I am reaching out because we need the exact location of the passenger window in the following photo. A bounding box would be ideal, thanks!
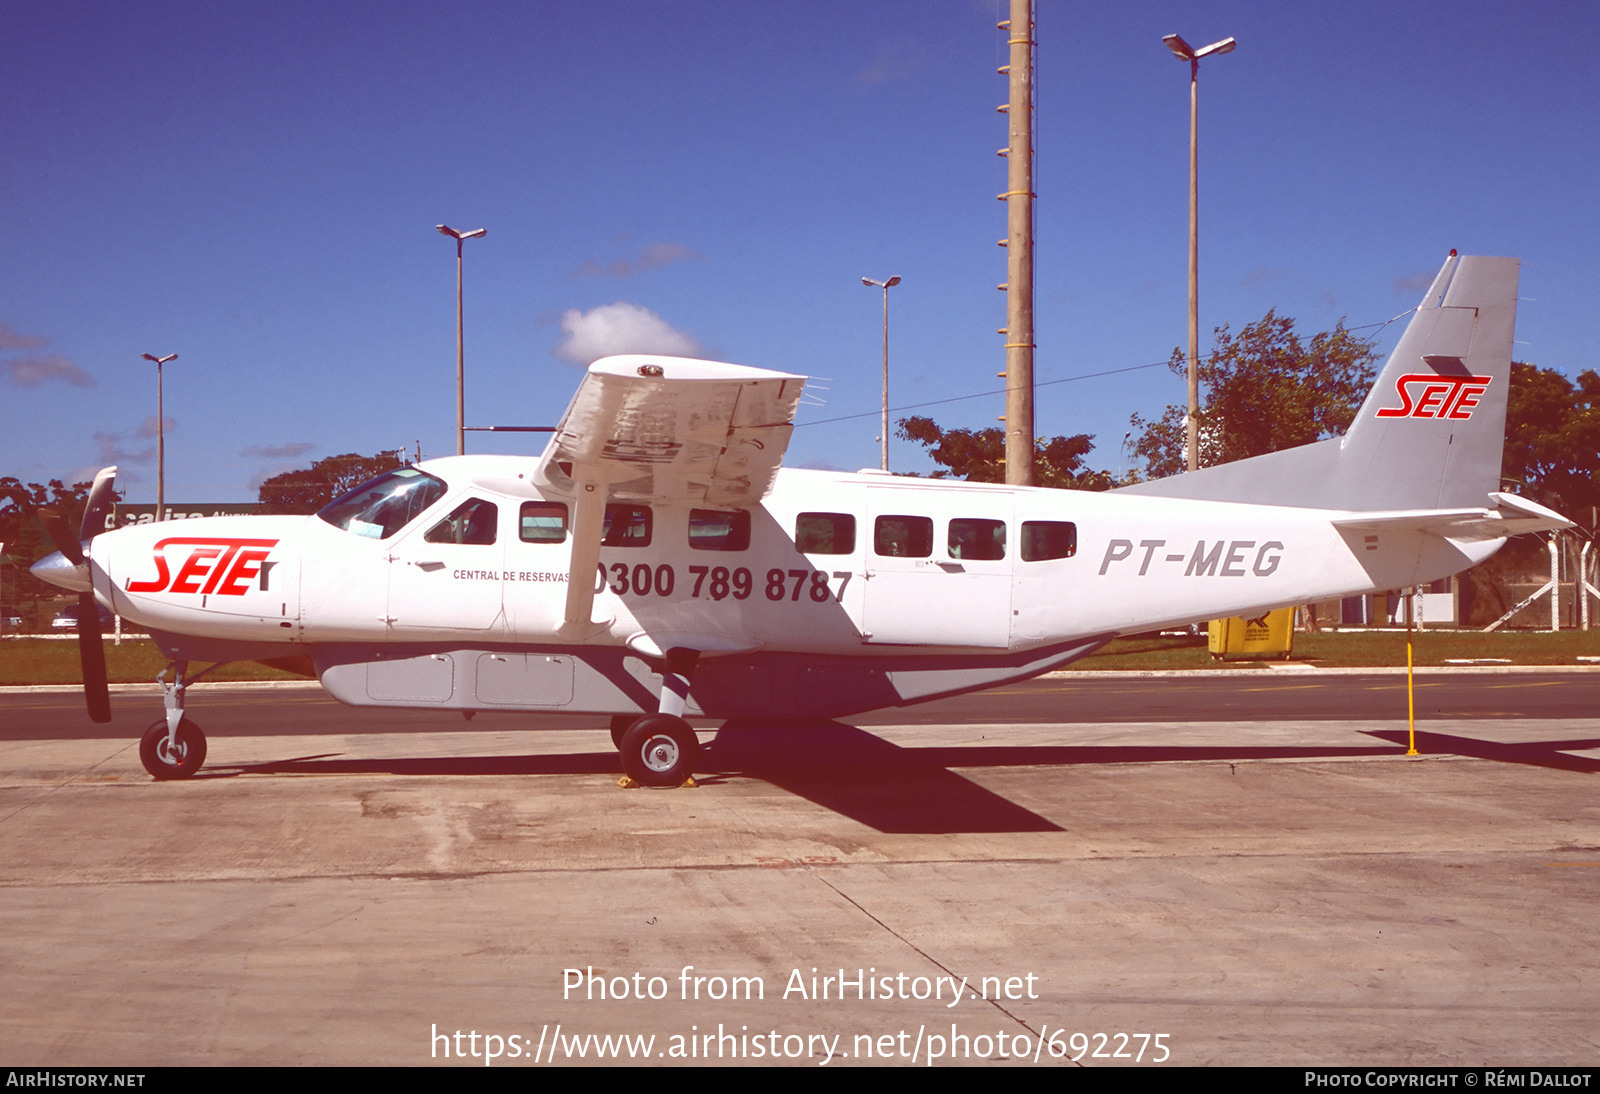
[602,504,653,548]
[519,501,568,543]
[948,518,1005,561]
[425,498,498,545]
[1021,520,1077,561]
[873,515,933,558]
[796,512,855,554]
[689,509,751,551]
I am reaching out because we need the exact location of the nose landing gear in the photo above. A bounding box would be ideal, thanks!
[138,660,216,780]
[140,716,206,780]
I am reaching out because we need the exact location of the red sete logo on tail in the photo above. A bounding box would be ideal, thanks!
[1374,373,1492,420]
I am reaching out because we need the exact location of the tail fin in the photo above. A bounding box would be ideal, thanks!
[1340,254,1517,508]
[1116,253,1519,511]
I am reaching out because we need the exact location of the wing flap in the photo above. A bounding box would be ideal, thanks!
[536,355,805,507]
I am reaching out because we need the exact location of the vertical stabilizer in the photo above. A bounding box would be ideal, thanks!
[1338,253,1518,509]
[1115,253,1520,510]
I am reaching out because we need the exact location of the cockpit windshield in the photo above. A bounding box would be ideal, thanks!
[316,467,448,539]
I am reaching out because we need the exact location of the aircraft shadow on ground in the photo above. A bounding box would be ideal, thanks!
[1363,728,1600,775]
[187,721,1596,835]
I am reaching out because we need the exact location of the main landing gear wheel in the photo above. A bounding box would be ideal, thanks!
[610,714,636,751]
[619,713,699,788]
[140,717,207,780]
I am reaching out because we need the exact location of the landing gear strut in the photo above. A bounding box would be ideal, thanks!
[138,660,217,780]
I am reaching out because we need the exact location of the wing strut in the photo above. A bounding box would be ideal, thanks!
[558,479,611,639]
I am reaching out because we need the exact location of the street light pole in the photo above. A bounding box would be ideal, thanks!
[862,276,901,471]
[1162,32,1235,473]
[140,353,178,521]
[435,224,487,456]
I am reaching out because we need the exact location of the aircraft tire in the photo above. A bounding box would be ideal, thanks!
[619,714,698,788]
[609,714,637,751]
[140,717,207,781]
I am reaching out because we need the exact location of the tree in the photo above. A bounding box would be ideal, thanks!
[0,477,96,623]
[1456,364,1599,623]
[256,451,405,514]
[896,418,1114,490]
[1502,362,1600,527]
[1129,309,1380,479]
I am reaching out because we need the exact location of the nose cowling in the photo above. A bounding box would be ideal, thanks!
[32,548,93,593]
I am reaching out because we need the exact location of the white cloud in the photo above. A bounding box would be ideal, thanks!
[571,241,705,278]
[3,353,95,388]
[552,302,702,365]
[1239,267,1290,289]
[92,428,158,466]
[248,464,302,491]
[137,416,177,439]
[0,324,47,350]
[69,418,183,485]
[856,35,928,84]
[240,442,315,459]
[1393,271,1435,296]
[0,325,94,387]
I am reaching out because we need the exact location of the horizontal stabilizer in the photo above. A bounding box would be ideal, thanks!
[1331,492,1572,542]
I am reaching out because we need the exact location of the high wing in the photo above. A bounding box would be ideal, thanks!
[531,355,805,637]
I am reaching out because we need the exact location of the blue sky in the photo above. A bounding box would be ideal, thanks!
[3,0,1595,503]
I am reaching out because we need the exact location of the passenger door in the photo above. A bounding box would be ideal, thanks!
[861,489,1013,647]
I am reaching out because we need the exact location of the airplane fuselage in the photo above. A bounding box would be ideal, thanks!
[84,458,1500,720]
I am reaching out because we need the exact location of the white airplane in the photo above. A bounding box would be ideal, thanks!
[32,253,1569,786]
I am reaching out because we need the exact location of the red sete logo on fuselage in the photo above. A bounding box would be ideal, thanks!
[1374,373,1492,420]
[127,537,280,596]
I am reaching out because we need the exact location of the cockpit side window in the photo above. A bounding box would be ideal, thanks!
[425,498,498,545]
[317,468,448,540]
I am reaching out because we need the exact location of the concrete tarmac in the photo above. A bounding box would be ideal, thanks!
[1,679,1596,1067]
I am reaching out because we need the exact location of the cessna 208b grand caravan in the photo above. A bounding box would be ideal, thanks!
[32,253,1569,786]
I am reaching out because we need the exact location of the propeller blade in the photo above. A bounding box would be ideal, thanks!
[38,497,113,723]
[81,466,118,541]
[76,591,111,724]
[36,509,84,566]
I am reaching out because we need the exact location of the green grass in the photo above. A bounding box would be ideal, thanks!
[0,638,303,686]
[1083,629,1600,670]
[3,628,1598,685]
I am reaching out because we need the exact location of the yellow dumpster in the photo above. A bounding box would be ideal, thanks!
[1208,608,1295,661]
